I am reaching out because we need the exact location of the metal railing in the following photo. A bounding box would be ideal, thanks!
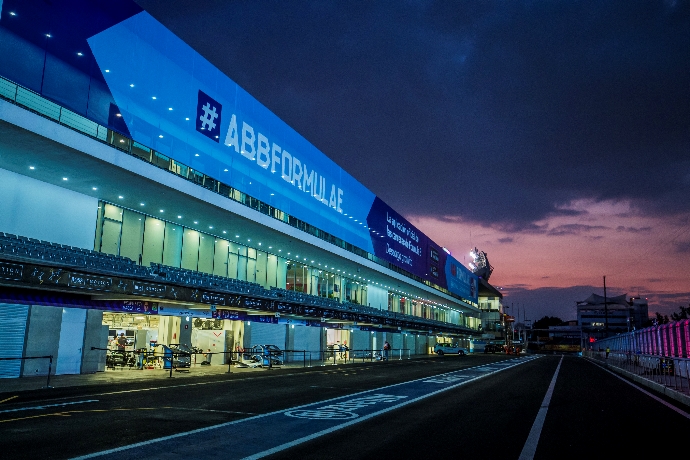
[321,348,411,364]
[586,350,690,396]
[93,345,416,378]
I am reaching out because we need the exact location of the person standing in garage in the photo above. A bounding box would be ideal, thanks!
[117,333,127,351]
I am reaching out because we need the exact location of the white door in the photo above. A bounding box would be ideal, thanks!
[56,308,86,375]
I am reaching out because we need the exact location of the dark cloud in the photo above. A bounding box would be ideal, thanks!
[497,237,514,243]
[134,0,690,231]
[499,285,599,322]
[547,224,608,236]
[616,226,653,233]
[504,284,689,322]
[674,241,690,253]
[649,292,690,315]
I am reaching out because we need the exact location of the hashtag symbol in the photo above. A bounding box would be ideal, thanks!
[199,103,218,131]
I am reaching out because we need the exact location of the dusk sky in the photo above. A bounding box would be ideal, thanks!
[136,1,690,322]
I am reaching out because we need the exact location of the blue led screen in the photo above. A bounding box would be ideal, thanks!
[0,0,479,303]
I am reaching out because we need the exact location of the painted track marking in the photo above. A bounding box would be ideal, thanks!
[72,357,541,460]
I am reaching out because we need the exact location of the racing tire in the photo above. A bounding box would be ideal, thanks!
[437,350,444,356]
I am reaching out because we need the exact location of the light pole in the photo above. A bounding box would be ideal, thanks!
[603,275,608,337]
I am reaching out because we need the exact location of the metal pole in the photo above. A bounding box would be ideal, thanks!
[45,355,53,389]
[603,275,608,337]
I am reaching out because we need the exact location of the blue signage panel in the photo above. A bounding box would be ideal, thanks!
[367,197,478,302]
[86,12,377,253]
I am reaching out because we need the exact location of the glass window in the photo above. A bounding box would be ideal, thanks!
[227,242,240,279]
[332,275,342,301]
[285,261,295,291]
[94,204,104,251]
[142,217,165,266]
[163,223,183,267]
[152,151,170,169]
[276,256,287,289]
[292,264,308,293]
[103,203,122,222]
[181,229,200,271]
[230,242,247,281]
[310,269,319,296]
[266,254,278,288]
[132,142,151,162]
[213,239,229,277]
[198,234,214,274]
[256,250,268,288]
[100,220,121,255]
[246,247,256,283]
[120,210,144,264]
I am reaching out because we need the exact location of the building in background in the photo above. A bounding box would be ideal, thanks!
[577,293,649,341]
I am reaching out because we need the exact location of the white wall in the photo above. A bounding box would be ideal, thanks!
[0,167,97,248]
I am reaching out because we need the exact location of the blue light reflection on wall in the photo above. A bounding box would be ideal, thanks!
[88,11,377,254]
[0,0,142,132]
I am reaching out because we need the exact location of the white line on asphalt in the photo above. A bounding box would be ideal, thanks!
[244,358,541,459]
[589,360,690,420]
[518,355,563,460]
[27,373,293,405]
[0,399,99,414]
[72,357,539,459]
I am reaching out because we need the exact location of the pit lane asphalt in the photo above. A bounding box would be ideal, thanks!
[0,354,514,459]
[5,354,689,459]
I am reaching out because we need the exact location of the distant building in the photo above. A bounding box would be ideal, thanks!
[577,293,649,339]
[477,279,504,337]
[472,278,506,351]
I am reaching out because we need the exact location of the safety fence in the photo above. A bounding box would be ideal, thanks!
[585,350,690,396]
[97,346,413,377]
[591,319,690,358]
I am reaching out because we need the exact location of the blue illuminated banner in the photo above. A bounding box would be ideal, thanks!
[0,0,479,304]
[367,197,478,302]
[86,12,377,254]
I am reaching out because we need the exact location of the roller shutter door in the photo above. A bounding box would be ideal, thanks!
[293,326,322,354]
[391,333,403,353]
[0,304,29,378]
[250,322,286,349]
